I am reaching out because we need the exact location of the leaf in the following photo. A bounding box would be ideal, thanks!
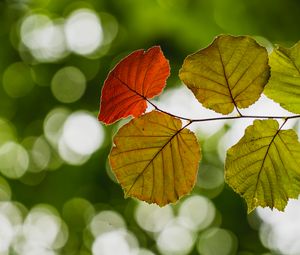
[264,41,300,114]
[98,46,170,124]
[225,119,300,213]
[179,35,270,114]
[109,111,201,206]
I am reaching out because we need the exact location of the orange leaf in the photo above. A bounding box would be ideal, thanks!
[98,46,170,124]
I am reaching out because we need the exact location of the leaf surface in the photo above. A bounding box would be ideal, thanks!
[264,41,300,113]
[225,119,300,213]
[179,35,270,114]
[98,46,170,124]
[110,111,201,206]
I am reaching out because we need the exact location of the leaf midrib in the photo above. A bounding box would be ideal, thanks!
[112,73,148,100]
[253,126,282,206]
[126,122,190,196]
[216,41,239,112]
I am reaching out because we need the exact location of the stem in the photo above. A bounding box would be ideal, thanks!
[147,99,300,123]
[279,118,288,130]
[147,100,193,121]
[235,107,243,117]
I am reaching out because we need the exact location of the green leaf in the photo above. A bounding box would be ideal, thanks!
[109,111,201,206]
[225,119,300,213]
[179,35,270,114]
[264,41,300,114]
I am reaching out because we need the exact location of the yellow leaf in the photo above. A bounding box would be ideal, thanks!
[179,35,270,114]
[225,119,300,213]
[264,41,300,114]
[109,111,201,206]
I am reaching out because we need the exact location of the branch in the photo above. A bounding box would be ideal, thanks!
[147,99,300,123]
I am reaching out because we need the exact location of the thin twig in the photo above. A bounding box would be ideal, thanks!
[147,99,300,123]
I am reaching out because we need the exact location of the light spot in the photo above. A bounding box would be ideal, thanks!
[0,118,16,146]
[43,107,70,147]
[0,201,24,226]
[257,198,300,255]
[197,165,224,192]
[134,202,174,233]
[14,205,68,254]
[0,177,11,201]
[92,230,138,255]
[31,136,51,171]
[58,138,90,165]
[60,111,104,156]
[90,210,126,237]
[0,142,29,179]
[178,195,216,231]
[24,136,51,173]
[0,201,23,253]
[157,219,195,255]
[20,14,67,62]
[51,66,86,103]
[13,239,58,255]
[65,9,103,55]
[137,249,156,255]
[23,211,61,247]
[197,227,238,255]
[0,214,14,252]
[55,111,104,165]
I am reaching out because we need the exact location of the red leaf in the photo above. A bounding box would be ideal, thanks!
[98,46,170,124]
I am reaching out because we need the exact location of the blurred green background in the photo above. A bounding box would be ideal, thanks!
[0,0,300,254]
